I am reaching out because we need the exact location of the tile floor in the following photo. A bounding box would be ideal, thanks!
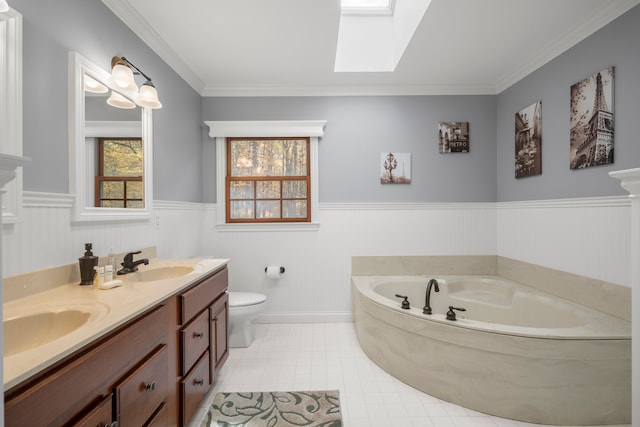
[190,322,630,427]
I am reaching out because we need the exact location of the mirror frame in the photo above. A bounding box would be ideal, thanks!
[68,51,153,222]
[1,8,24,223]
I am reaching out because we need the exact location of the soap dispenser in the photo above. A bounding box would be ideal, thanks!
[78,243,99,286]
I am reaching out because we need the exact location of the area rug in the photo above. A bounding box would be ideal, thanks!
[202,390,342,426]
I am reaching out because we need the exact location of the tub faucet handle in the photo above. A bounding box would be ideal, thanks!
[446,306,466,321]
[395,294,410,309]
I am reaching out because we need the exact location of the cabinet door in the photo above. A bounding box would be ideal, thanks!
[210,292,229,383]
[114,344,168,427]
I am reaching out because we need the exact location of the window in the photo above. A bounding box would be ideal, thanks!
[226,137,310,222]
[95,137,144,208]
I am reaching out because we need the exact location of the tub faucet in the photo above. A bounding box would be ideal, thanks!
[117,250,149,275]
[423,279,439,315]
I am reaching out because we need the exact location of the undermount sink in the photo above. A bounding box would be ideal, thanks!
[4,309,97,357]
[122,266,194,282]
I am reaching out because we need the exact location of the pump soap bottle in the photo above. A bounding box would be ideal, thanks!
[79,243,99,286]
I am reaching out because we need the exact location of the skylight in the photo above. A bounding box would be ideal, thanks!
[341,0,395,15]
[335,0,432,72]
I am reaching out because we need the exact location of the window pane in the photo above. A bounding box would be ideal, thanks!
[256,200,281,218]
[283,139,307,176]
[127,200,144,209]
[102,139,143,176]
[101,200,125,208]
[230,201,254,219]
[102,181,124,199]
[126,181,143,200]
[256,181,280,199]
[231,140,284,177]
[283,200,307,218]
[230,181,254,199]
[282,180,307,199]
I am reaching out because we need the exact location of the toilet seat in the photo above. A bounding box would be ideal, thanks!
[229,292,267,308]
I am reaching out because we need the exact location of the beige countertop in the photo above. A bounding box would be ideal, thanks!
[3,257,229,390]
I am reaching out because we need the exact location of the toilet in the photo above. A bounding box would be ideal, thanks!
[228,292,267,348]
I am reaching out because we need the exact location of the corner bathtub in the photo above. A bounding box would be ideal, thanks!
[351,275,631,425]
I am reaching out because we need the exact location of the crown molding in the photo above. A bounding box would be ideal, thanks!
[100,0,205,94]
[202,82,497,97]
[102,0,639,97]
[495,0,640,93]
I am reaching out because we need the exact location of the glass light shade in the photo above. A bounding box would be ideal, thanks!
[106,91,136,109]
[83,75,108,94]
[0,0,9,12]
[109,63,138,92]
[136,81,163,109]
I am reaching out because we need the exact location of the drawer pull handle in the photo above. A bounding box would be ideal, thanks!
[193,331,204,339]
[193,378,205,386]
[144,381,157,391]
[212,316,218,321]
[105,422,119,427]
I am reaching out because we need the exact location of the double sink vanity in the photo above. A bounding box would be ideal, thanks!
[3,249,229,426]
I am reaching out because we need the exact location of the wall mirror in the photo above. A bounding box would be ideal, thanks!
[69,51,153,222]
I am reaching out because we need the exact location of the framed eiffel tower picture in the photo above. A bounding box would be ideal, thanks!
[570,67,614,169]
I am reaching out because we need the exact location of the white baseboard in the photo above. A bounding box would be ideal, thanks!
[256,312,353,324]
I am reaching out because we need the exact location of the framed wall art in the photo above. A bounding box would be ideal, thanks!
[515,101,542,178]
[380,152,411,184]
[438,122,469,153]
[570,66,614,169]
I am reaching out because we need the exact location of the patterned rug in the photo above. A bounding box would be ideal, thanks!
[202,390,342,426]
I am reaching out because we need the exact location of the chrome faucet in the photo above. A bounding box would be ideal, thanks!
[117,250,149,275]
[423,278,439,315]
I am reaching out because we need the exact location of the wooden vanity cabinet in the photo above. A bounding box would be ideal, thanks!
[4,304,169,427]
[4,264,230,427]
[176,266,229,426]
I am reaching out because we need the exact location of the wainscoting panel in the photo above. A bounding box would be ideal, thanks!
[1,193,205,277]
[3,195,631,322]
[203,203,497,323]
[497,196,630,286]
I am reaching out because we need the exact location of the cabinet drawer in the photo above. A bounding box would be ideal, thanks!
[180,267,228,324]
[115,344,168,427]
[145,401,168,426]
[180,309,209,375]
[181,351,210,426]
[72,394,114,427]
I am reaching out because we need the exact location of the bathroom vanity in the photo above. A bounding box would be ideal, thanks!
[3,255,229,427]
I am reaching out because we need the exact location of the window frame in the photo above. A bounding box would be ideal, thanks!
[226,137,311,223]
[206,120,326,231]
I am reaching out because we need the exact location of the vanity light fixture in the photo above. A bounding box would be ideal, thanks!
[0,0,9,12]
[84,75,108,94]
[106,91,136,109]
[107,56,163,109]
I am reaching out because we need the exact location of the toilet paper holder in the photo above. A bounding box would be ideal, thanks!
[265,266,286,274]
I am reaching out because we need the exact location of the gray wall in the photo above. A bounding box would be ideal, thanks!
[202,95,498,203]
[15,0,203,202]
[496,4,640,201]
